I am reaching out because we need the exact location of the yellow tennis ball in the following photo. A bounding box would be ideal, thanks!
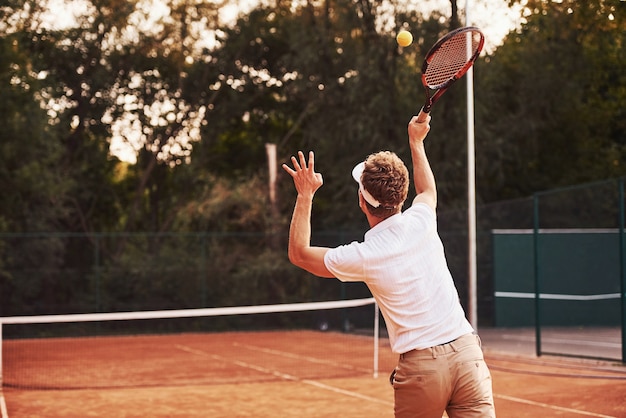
[396,30,413,47]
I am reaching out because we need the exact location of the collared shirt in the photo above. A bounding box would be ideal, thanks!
[324,202,473,354]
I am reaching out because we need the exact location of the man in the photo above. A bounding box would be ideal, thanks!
[282,114,495,418]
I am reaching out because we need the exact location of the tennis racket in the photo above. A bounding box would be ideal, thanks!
[417,26,485,122]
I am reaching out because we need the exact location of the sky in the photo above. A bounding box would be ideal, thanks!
[410,0,524,53]
[217,0,525,52]
[44,0,524,49]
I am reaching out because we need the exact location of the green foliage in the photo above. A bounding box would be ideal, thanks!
[197,2,469,230]
[173,174,270,232]
[1,0,625,316]
[0,33,67,231]
[476,0,626,201]
[0,21,75,310]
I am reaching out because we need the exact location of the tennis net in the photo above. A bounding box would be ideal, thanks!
[1,298,386,390]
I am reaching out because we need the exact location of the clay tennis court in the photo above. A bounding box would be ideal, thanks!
[2,329,626,418]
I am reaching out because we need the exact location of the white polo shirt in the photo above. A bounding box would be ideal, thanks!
[324,202,473,354]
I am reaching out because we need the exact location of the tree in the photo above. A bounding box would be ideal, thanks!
[0,7,76,314]
[193,0,472,231]
[1,0,228,234]
[475,0,626,202]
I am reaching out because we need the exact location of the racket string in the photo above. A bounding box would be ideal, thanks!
[424,31,482,88]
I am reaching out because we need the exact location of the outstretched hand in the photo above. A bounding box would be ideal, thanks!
[282,151,324,199]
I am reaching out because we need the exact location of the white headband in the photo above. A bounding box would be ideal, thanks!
[351,162,381,208]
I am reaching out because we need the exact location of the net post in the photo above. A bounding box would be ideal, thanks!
[0,321,3,388]
[533,194,542,357]
[619,178,626,364]
[373,302,379,378]
[0,321,6,418]
[0,338,6,418]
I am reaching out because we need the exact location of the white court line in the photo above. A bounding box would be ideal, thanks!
[299,379,392,406]
[500,334,622,348]
[232,342,371,374]
[0,392,8,418]
[175,344,392,406]
[494,394,616,418]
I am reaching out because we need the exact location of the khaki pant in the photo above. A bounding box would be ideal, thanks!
[391,334,495,418]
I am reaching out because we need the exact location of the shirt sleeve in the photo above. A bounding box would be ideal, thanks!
[324,203,436,283]
[324,241,366,282]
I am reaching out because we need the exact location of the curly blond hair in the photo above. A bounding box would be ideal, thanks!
[361,151,409,218]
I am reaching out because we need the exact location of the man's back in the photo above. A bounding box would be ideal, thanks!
[324,202,473,354]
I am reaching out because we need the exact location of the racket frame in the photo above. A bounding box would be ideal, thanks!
[418,26,485,120]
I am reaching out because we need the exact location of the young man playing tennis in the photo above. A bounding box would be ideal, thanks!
[282,114,496,418]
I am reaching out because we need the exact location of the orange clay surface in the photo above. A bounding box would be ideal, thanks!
[3,330,626,417]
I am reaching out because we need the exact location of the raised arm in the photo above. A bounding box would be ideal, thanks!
[282,151,334,278]
[408,114,436,210]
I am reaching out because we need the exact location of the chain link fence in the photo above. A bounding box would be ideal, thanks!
[2,180,624,361]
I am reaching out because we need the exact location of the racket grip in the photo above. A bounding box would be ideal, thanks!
[417,108,430,123]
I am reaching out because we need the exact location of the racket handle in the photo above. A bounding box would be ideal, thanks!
[417,108,430,123]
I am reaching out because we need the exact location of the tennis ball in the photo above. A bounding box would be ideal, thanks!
[396,30,413,47]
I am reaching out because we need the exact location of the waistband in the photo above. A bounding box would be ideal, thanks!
[399,333,479,360]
